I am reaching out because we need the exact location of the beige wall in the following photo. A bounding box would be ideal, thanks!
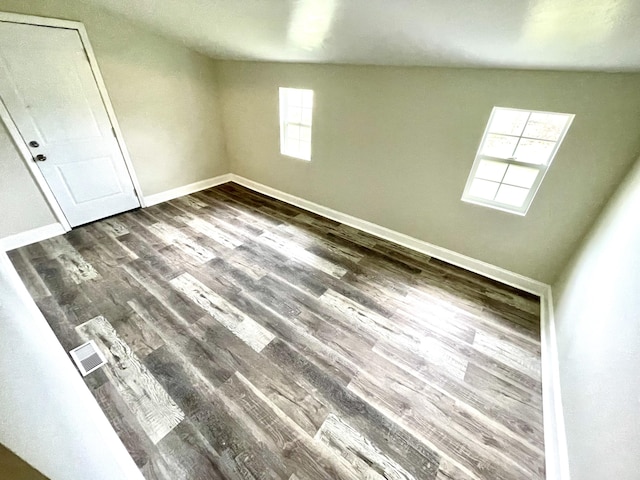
[0,123,57,237]
[553,154,640,479]
[0,0,227,237]
[217,60,640,283]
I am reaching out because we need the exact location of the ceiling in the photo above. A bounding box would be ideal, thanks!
[85,0,640,71]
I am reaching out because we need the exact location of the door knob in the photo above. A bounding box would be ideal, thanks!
[34,154,47,162]
[29,140,40,148]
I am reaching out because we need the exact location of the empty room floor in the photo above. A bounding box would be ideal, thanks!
[8,183,544,480]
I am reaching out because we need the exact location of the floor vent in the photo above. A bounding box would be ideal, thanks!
[69,340,107,376]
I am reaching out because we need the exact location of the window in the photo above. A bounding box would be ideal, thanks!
[279,87,314,161]
[462,107,574,215]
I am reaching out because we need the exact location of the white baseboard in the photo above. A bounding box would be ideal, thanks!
[540,287,571,480]
[229,174,547,296]
[144,174,232,207]
[0,223,66,252]
[229,174,569,479]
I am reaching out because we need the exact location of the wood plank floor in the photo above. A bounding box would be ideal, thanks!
[8,183,544,480]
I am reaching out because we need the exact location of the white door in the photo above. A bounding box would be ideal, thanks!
[0,21,140,227]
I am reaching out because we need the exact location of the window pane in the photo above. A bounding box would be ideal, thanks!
[463,107,573,214]
[287,107,302,124]
[302,90,314,108]
[300,126,311,142]
[523,112,570,141]
[299,141,311,160]
[280,87,314,160]
[286,124,300,139]
[469,178,499,200]
[495,184,529,207]
[488,109,529,136]
[283,138,300,157]
[513,138,555,165]
[503,164,539,188]
[475,159,508,182]
[481,134,519,159]
[302,108,313,126]
[286,88,303,107]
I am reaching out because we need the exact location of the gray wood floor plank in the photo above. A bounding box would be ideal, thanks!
[218,372,358,480]
[233,242,330,297]
[195,316,332,436]
[129,298,239,388]
[184,214,244,249]
[82,224,139,264]
[278,222,366,265]
[406,287,540,350]
[143,346,288,479]
[390,310,543,396]
[257,230,348,278]
[257,274,380,348]
[40,235,99,284]
[374,340,544,446]
[473,330,541,378]
[122,258,205,324]
[118,213,167,250]
[171,272,275,352]
[114,309,165,359]
[10,182,543,480]
[152,420,226,480]
[35,296,90,354]
[171,194,209,210]
[264,338,441,479]
[96,217,131,237]
[212,267,359,386]
[6,249,51,300]
[94,382,154,468]
[349,370,543,480]
[319,288,420,351]
[148,222,216,264]
[31,257,101,325]
[315,413,418,480]
[77,315,185,444]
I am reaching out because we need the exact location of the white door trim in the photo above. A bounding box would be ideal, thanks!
[0,11,146,234]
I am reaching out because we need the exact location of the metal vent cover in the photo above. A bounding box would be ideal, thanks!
[69,340,107,376]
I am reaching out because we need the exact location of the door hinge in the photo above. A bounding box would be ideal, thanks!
[111,126,116,137]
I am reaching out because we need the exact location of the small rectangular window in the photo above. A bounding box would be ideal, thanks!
[462,107,574,215]
[279,87,314,161]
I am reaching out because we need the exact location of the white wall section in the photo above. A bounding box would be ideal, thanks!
[553,154,640,480]
[0,252,145,480]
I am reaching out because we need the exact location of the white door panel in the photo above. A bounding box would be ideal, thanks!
[0,21,139,227]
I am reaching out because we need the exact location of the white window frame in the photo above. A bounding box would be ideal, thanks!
[462,107,574,215]
[279,87,314,161]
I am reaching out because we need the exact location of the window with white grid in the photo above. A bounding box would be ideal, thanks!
[279,87,314,161]
[462,107,574,215]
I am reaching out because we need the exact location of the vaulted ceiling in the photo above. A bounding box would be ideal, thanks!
[85,0,640,71]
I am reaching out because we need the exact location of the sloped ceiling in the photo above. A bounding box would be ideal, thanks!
[83,0,640,71]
